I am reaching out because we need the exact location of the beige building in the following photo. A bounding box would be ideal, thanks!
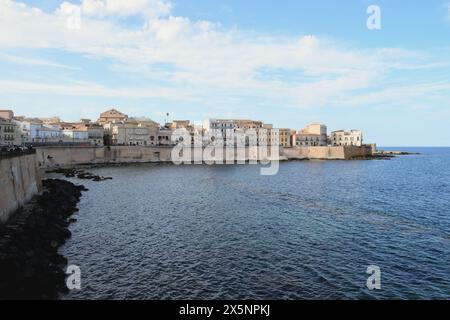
[255,124,280,146]
[168,120,191,130]
[98,108,128,125]
[279,129,295,147]
[109,123,150,146]
[0,110,14,121]
[209,119,266,145]
[128,117,160,128]
[154,126,173,146]
[210,119,264,132]
[72,123,104,146]
[0,117,20,146]
[40,117,61,125]
[330,130,363,147]
[296,123,327,146]
[87,124,104,146]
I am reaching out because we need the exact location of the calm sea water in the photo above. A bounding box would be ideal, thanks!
[61,147,450,299]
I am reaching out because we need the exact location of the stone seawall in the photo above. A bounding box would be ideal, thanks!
[282,145,372,160]
[35,146,173,168]
[35,146,281,168]
[35,145,373,168]
[0,154,42,223]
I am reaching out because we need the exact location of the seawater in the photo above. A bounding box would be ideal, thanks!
[61,147,450,299]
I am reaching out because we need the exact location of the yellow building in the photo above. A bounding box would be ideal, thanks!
[279,128,295,147]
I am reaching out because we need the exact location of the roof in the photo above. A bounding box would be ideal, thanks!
[99,108,128,118]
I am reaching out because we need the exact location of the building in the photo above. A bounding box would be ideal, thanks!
[0,110,14,121]
[86,124,104,146]
[109,123,150,146]
[36,124,63,143]
[72,123,104,146]
[61,124,89,144]
[155,126,173,146]
[209,119,265,145]
[128,117,160,128]
[279,128,296,148]
[98,108,128,125]
[167,120,191,130]
[256,124,280,146]
[209,119,264,133]
[330,130,363,147]
[0,117,20,146]
[296,123,327,147]
[40,117,61,125]
[12,119,59,144]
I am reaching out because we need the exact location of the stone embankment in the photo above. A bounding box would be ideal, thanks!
[0,179,87,299]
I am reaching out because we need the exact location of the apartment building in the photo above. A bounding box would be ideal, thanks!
[0,117,20,146]
[296,123,328,147]
[330,130,363,147]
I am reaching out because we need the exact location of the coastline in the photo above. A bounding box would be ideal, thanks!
[0,179,86,299]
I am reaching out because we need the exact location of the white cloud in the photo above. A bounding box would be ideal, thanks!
[0,53,79,69]
[0,0,448,109]
[78,0,171,18]
[0,79,199,100]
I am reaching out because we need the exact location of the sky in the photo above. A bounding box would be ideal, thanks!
[0,0,449,146]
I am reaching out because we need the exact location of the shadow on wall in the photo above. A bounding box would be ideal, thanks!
[0,153,42,223]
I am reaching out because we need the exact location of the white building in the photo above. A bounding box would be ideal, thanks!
[61,129,89,142]
[209,119,279,146]
[330,130,363,147]
[155,126,173,146]
[13,120,62,144]
[37,124,62,142]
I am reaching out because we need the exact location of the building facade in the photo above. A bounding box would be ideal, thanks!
[296,123,327,147]
[98,108,128,125]
[279,129,295,147]
[0,110,14,121]
[330,130,363,147]
[0,117,20,146]
[13,120,61,144]
[86,124,104,146]
[61,126,89,144]
[110,123,150,146]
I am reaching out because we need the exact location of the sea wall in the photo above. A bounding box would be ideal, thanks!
[34,145,372,168]
[0,153,42,223]
[35,146,281,168]
[35,146,173,168]
[283,146,372,160]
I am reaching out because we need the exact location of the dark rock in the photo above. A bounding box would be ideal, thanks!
[0,178,86,300]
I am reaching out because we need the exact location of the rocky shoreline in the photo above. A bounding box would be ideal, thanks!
[0,179,87,299]
[46,168,112,181]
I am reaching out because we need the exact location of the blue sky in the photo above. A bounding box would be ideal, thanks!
[0,0,449,146]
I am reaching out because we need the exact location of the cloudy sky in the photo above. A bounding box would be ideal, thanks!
[0,0,449,146]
